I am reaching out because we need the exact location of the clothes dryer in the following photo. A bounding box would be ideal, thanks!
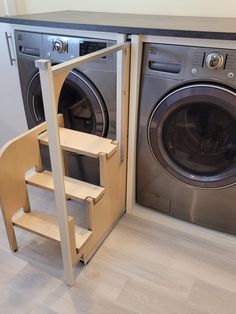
[137,43,236,234]
[15,30,117,184]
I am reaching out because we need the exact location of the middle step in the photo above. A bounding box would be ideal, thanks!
[38,127,117,158]
[26,170,104,203]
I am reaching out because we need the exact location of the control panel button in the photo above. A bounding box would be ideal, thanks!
[228,72,234,79]
[205,52,224,70]
[53,38,68,53]
[191,68,198,75]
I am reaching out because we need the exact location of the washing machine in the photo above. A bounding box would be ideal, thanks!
[14,30,117,184]
[137,42,236,234]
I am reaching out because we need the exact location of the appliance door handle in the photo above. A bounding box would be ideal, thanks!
[5,32,16,66]
[149,60,181,74]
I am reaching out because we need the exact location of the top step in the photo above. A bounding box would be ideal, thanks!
[39,128,117,158]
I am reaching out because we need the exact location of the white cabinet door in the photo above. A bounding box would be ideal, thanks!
[0,23,27,148]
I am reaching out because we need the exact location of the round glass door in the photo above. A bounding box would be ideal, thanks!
[27,69,108,137]
[148,84,236,188]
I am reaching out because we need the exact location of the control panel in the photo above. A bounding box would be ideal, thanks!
[42,35,111,63]
[187,47,236,81]
[144,43,236,82]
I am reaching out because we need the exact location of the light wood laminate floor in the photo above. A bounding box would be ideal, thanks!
[1,186,236,313]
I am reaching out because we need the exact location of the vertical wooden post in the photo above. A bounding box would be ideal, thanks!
[35,59,74,286]
[126,35,143,213]
[116,36,129,163]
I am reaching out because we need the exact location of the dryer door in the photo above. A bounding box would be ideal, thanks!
[27,69,108,137]
[148,84,236,188]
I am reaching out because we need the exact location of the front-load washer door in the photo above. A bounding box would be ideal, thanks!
[27,69,108,137]
[148,84,236,188]
[27,69,108,184]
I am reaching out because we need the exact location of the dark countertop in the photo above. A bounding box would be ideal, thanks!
[1,10,236,40]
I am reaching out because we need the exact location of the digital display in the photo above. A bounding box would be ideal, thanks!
[80,41,107,57]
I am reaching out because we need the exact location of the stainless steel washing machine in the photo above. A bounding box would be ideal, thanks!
[15,30,117,184]
[137,42,236,234]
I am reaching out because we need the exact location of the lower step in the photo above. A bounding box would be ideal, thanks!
[12,210,92,251]
[26,170,104,203]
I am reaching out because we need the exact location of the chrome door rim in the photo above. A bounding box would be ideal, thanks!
[148,83,236,189]
[26,69,108,137]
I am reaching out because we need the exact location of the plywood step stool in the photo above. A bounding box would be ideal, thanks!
[0,41,130,285]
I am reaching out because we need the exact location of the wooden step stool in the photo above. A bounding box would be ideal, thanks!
[0,41,130,285]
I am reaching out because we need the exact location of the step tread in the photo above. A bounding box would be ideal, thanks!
[38,128,117,158]
[26,170,104,203]
[12,210,92,250]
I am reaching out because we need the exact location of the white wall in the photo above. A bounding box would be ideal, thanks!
[15,0,236,17]
[0,0,18,15]
[0,1,5,16]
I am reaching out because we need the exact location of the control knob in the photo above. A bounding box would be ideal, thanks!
[205,52,224,69]
[53,38,67,53]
